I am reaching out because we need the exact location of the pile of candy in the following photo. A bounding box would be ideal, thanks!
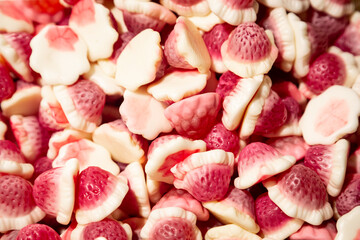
[0,0,360,239]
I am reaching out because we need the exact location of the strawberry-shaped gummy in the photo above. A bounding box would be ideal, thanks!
[304,139,349,197]
[119,162,151,218]
[202,23,234,73]
[304,52,346,95]
[10,115,51,163]
[335,177,360,216]
[0,32,34,83]
[221,22,278,77]
[153,188,209,221]
[261,7,296,72]
[206,0,258,26]
[308,9,348,41]
[235,142,296,189]
[122,10,167,34]
[334,15,360,56]
[215,71,241,101]
[263,164,333,225]
[81,218,129,240]
[31,156,53,181]
[75,166,128,224]
[202,186,259,233]
[0,175,45,233]
[309,0,355,18]
[0,62,15,102]
[140,207,202,240]
[255,192,304,239]
[15,224,61,240]
[53,79,105,133]
[145,134,206,184]
[0,140,34,179]
[164,92,221,139]
[266,136,309,161]
[253,90,288,135]
[203,122,240,156]
[171,149,234,202]
[33,158,78,225]
[335,206,360,240]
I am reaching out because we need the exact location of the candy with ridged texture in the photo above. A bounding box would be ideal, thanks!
[238,75,272,139]
[33,158,79,225]
[171,149,234,202]
[302,47,359,96]
[160,0,210,17]
[0,61,15,103]
[257,0,310,13]
[255,192,304,239]
[164,92,221,139]
[261,7,296,72]
[153,188,209,221]
[145,134,206,184]
[220,73,264,131]
[266,136,309,161]
[263,164,333,225]
[203,186,259,233]
[114,0,176,34]
[202,23,234,73]
[61,218,133,240]
[164,16,211,74]
[287,12,311,78]
[53,80,105,133]
[221,22,278,77]
[0,140,34,179]
[119,162,151,218]
[47,128,91,160]
[304,139,349,197]
[309,0,354,18]
[140,207,202,240]
[119,87,173,140]
[0,32,35,83]
[75,166,129,225]
[206,0,258,26]
[203,122,240,156]
[52,138,120,175]
[15,224,61,240]
[10,115,50,163]
[147,68,210,103]
[335,177,360,217]
[235,142,296,189]
[0,175,45,233]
